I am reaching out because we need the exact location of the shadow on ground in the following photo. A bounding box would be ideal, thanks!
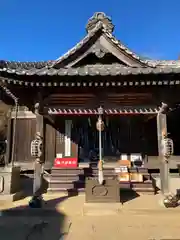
[20,173,48,197]
[0,196,71,240]
[120,189,140,204]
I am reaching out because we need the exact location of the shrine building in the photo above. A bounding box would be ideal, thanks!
[1,12,180,193]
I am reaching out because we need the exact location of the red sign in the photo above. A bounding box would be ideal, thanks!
[54,158,78,168]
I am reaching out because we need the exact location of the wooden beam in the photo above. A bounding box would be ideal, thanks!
[44,114,55,126]
[4,110,12,165]
[144,114,156,122]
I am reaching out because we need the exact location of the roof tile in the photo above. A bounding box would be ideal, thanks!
[1,64,179,77]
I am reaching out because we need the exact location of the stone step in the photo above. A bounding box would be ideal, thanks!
[47,185,155,194]
[47,181,155,193]
[48,167,155,195]
[47,187,85,195]
[51,167,149,175]
[48,180,84,189]
[49,174,81,181]
[47,187,73,193]
[48,181,75,189]
[49,173,150,182]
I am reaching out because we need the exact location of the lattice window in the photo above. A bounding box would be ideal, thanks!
[56,130,65,144]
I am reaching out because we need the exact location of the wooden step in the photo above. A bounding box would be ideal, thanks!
[119,181,154,188]
[85,168,115,175]
[129,167,148,173]
[84,167,148,175]
[51,167,83,175]
[85,174,117,179]
[131,182,153,189]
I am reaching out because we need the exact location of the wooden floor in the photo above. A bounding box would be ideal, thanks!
[14,156,180,171]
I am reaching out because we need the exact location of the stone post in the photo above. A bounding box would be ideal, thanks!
[33,102,44,196]
[157,103,168,195]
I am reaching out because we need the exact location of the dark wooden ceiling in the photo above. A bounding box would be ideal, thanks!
[44,92,153,107]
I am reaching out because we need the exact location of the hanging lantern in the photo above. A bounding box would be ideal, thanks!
[30,132,43,159]
[96,118,105,131]
[162,136,174,158]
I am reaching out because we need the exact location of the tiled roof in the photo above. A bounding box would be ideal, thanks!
[50,21,152,68]
[50,21,103,67]
[1,64,180,76]
[147,60,180,67]
[102,30,153,67]
[0,60,53,69]
[0,12,180,82]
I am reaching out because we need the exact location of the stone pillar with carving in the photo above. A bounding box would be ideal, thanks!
[157,102,171,195]
[31,102,44,197]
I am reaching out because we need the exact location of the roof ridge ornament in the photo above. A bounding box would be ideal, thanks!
[86,12,114,33]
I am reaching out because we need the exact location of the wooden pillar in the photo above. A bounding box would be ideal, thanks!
[64,120,72,157]
[33,101,44,196]
[157,112,168,194]
[4,110,12,165]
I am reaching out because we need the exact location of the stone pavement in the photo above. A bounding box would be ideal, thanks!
[0,193,180,239]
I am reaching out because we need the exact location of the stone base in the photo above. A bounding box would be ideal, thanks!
[0,165,21,195]
[158,194,170,207]
[0,191,24,202]
[85,178,120,203]
[83,202,122,216]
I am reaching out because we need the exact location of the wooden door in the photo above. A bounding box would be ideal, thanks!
[44,119,56,167]
[13,118,36,163]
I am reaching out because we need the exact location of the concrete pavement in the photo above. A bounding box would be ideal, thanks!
[0,193,180,239]
[0,177,180,239]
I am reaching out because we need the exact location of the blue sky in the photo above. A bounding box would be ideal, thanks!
[0,0,180,61]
